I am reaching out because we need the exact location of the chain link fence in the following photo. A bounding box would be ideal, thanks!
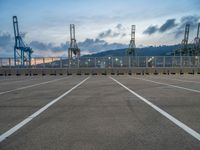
[0,56,200,68]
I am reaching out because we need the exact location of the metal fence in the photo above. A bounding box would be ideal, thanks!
[0,56,200,68]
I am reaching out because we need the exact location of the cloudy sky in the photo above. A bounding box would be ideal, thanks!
[0,0,200,57]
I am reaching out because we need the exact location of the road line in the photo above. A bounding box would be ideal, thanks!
[150,76,200,84]
[130,76,200,93]
[0,76,90,142]
[0,76,70,95]
[110,76,200,141]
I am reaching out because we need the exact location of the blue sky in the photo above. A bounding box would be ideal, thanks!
[0,0,199,56]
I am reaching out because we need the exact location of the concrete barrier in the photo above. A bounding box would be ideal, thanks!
[0,68,200,76]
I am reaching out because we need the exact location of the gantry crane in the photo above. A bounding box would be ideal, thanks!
[127,25,136,56]
[174,24,190,56]
[181,24,190,56]
[68,24,80,59]
[193,23,200,56]
[13,16,33,67]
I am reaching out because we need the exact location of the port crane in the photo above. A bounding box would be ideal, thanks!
[13,16,33,67]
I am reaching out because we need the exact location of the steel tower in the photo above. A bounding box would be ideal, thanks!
[174,24,190,56]
[68,24,80,59]
[13,16,33,67]
[181,24,190,56]
[127,25,136,56]
[194,23,200,55]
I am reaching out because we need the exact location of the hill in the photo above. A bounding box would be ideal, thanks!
[83,45,180,57]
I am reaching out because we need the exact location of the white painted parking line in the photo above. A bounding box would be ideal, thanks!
[0,76,90,142]
[150,76,200,84]
[130,76,200,93]
[110,76,200,141]
[0,76,70,96]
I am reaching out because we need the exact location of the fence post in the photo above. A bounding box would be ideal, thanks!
[111,57,113,68]
[78,57,80,68]
[163,56,165,67]
[198,56,200,68]
[146,56,148,68]
[9,58,11,68]
[51,57,53,68]
[60,57,62,68]
[43,58,45,68]
[0,58,2,68]
[94,58,96,68]
[34,58,36,68]
[189,56,191,67]
[104,57,106,68]
[180,56,182,67]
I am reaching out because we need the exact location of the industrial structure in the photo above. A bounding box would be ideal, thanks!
[193,23,200,56]
[13,16,33,67]
[174,24,190,56]
[174,23,200,56]
[1,18,198,76]
[181,24,190,56]
[127,25,136,56]
[68,24,80,59]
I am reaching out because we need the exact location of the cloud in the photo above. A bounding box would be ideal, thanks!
[116,24,123,30]
[0,32,14,56]
[144,19,177,35]
[0,32,13,49]
[0,31,37,57]
[78,38,127,53]
[30,41,52,50]
[98,29,113,38]
[143,15,200,38]
[159,19,177,33]
[31,38,127,56]
[35,39,126,55]
[143,25,158,35]
[97,24,126,39]
[175,15,200,37]
[29,41,68,52]
[0,22,133,57]
[181,16,199,25]
[0,31,69,57]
